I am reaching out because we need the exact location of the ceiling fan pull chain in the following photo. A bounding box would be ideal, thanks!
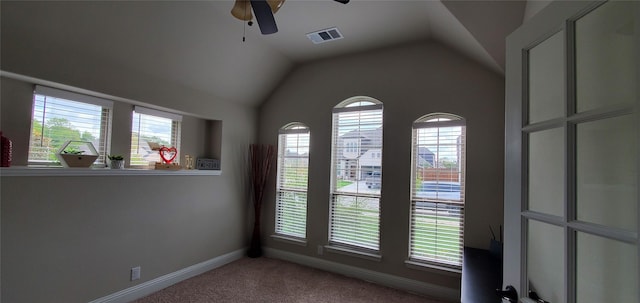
[242,0,249,42]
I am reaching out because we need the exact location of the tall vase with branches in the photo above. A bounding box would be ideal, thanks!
[248,144,274,258]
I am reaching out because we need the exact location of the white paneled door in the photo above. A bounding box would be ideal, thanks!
[504,1,638,303]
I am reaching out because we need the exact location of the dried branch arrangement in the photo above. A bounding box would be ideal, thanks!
[248,143,275,258]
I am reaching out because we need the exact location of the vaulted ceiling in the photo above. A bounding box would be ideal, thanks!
[1,1,547,107]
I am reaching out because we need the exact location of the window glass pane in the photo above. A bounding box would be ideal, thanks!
[528,31,565,123]
[345,100,375,107]
[330,100,382,251]
[410,115,465,267]
[576,1,636,112]
[276,191,307,238]
[29,94,109,165]
[413,126,464,201]
[333,109,383,196]
[330,195,380,250]
[410,201,463,265]
[130,112,180,167]
[527,220,566,303]
[576,115,637,230]
[280,157,309,190]
[576,232,638,303]
[276,127,309,239]
[528,127,565,216]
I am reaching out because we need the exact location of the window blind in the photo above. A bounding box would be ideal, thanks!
[330,100,383,251]
[410,114,466,268]
[130,107,181,167]
[29,86,112,165]
[275,123,310,239]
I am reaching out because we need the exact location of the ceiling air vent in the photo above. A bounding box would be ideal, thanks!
[306,27,343,44]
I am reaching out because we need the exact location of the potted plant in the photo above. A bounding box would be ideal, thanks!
[56,141,99,168]
[108,154,125,169]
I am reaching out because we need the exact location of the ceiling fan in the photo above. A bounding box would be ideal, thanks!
[231,0,350,35]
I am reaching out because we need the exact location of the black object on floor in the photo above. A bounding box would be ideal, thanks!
[462,247,503,303]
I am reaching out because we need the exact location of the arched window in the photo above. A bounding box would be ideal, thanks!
[409,113,466,269]
[275,122,310,239]
[329,97,383,252]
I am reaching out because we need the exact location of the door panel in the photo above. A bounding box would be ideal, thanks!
[527,220,565,303]
[575,1,637,112]
[528,127,565,216]
[576,115,637,231]
[576,232,638,303]
[505,1,639,302]
[528,30,565,124]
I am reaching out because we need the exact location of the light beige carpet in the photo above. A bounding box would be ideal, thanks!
[133,257,448,303]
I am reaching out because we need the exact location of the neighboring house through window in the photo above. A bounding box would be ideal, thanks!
[28,85,112,166]
[275,122,310,239]
[409,113,466,270]
[330,97,383,253]
[130,106,181,167]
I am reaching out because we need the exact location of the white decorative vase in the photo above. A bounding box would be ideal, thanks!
[110,160,124,169]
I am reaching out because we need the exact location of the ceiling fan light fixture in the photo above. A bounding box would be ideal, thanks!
[232,0,284,22]
[268,0,285,13]
[231,0,253,21]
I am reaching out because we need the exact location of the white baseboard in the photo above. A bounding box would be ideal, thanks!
[89,249,245,303]
[263,247,460,303]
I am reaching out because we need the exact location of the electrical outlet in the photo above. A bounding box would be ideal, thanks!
[317,245,323,255]
[131,266,141,281]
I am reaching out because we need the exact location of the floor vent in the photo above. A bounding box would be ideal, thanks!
[306,27,343,44]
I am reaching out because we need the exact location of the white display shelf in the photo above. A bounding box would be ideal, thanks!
[0,166,221,177]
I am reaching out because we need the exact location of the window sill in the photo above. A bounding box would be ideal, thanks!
[270,234,307,246]
[324,245,382,262]
[404,260,462,277]
[0,166,222,177]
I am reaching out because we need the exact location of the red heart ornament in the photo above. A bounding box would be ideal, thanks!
[159,146,177,164]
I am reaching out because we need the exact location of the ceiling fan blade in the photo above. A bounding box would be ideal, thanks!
[251,0,278,34]
[334,0,349,3]
[231,0,253,21]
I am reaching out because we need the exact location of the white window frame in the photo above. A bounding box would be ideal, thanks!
[409,113,466,270]
[274,123,310,240]
[130,106,182,168]
[28,85,113,166]
[329,97,383,254]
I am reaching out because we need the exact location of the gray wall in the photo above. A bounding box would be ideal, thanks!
[258,41,505,289]
[1,14,255,302]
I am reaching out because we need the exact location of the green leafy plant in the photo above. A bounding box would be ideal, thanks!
[108,155,124,160]
[62,148,85,155]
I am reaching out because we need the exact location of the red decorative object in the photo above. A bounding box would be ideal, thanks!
[159,146,177,164]
[1,131,12,167]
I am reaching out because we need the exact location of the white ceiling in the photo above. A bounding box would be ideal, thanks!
[1,0,531,107]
